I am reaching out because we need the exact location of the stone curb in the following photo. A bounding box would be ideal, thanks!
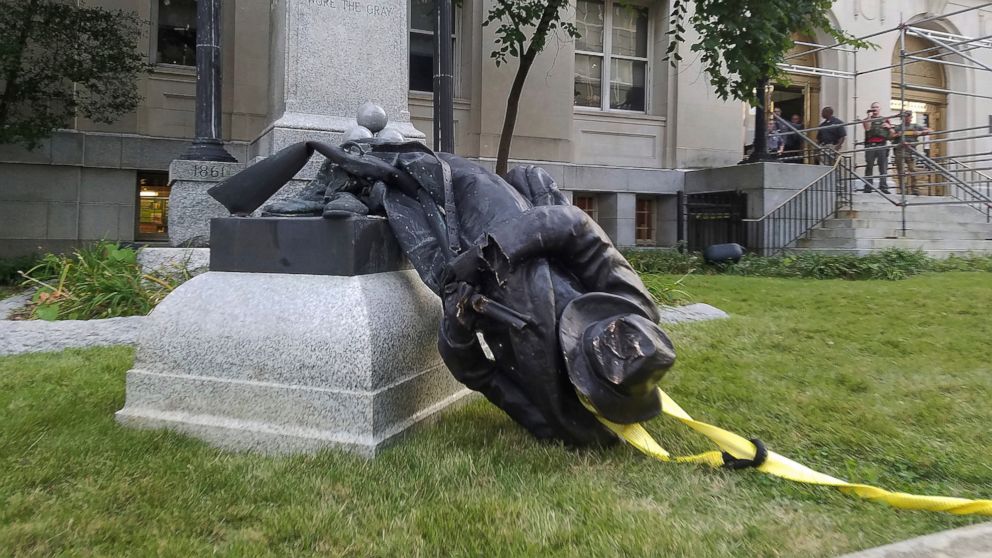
[0,316,146,357]
[0,295,729,358]
[658,302,729,325]
[836,522,992,557]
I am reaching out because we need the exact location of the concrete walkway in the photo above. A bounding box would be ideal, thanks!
[837,522,992,558]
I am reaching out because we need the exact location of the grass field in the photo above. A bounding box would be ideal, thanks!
[1,273,990,557]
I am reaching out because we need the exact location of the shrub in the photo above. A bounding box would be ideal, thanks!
[641,273,693,306]
[19,242,189,320]
[623,247,702,275]
[722,249,934,280]
[626,248,992,281]
[0,254,40,286]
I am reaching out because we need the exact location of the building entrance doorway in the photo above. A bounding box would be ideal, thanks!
[772,34,822,163]
[891,34,948,195]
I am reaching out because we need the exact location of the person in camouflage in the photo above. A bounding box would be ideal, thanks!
[891,111,931,195]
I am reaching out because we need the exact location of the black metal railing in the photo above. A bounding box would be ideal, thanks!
[743,157,855,256]
[916,153,992,223]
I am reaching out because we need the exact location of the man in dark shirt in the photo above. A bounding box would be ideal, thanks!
[816,106,847,165]
[783,113,805,162]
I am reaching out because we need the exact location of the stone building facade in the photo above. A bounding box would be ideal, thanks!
[1,0,990,256]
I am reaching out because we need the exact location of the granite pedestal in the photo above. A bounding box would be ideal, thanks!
[118,217,468,456]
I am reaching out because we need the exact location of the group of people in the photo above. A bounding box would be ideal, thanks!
[766,103,931,195]
[857,102,931,194]
[766,108,807,162]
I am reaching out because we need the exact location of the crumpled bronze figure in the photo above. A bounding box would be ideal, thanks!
[209,138,676,446]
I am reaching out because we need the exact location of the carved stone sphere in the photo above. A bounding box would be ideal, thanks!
[343,125,374,142]
[356,102,388,133]
[375,127,405,142]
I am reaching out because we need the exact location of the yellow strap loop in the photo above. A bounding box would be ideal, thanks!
[593,389,992,516]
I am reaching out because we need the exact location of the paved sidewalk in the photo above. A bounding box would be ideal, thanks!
[838,522,992,558]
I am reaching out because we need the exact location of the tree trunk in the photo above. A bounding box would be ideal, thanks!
[495,54,535,177]
[747,76,772,163]
[494,0,563,177]
[0,0,40,130]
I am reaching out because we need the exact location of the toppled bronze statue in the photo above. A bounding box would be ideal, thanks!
[209,105,675,446]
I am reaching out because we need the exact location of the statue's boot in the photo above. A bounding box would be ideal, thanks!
[261,198,325,216]
[323,191,370,219]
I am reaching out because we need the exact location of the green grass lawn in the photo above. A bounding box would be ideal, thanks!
[2,273,991,557]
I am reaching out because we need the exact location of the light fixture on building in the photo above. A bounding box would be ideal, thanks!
[139,190,158,197]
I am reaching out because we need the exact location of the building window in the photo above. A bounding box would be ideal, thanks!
[409,0,456,93]
[156,0,197,66]
[635,196,656,245]
[136,172,171,242]
[574,194,599,221]
[574,0,649,112]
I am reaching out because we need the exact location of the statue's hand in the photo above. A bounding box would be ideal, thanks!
[442,281,479,341]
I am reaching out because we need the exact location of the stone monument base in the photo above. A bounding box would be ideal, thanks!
[116,270,470,456]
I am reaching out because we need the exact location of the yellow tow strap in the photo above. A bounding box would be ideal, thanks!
[592,388,992,516]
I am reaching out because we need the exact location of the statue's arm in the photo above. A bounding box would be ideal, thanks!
[437,324,555,439]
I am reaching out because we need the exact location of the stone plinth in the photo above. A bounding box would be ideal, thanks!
[168,160,245,247]
[253,0,424,163]
[116,270,469,456]
[209,216,409,275]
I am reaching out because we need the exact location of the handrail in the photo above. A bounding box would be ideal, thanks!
[916,152,992,223]
[742,157,853,256]
[773,114,901,206]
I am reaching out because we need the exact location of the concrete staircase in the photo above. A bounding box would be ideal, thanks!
[794,193,992,257]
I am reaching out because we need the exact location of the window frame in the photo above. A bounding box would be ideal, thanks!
[634,196,657,246]
[408,0,461,94]
[573,193,599,222]
[574,0,653,114]
[149,0,198,71]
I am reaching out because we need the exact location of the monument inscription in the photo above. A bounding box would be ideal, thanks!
[305,0,395,17]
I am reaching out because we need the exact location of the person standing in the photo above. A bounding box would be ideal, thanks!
[783,113,805,162]
[861,102,893,193]
[892,111,931,195]
[816,107,846,165]
[766,120,785,159]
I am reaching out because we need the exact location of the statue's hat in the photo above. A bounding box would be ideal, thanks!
[559,293,675,424]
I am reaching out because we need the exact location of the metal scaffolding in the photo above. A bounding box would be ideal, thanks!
[767,2,992,237]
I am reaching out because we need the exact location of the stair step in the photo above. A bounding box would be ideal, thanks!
[836,209,992,224]
[808,227,992,241]
[821,218,992,232]
[788,247,989,259]
[796,237,992,251]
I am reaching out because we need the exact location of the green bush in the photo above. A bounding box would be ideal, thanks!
[19,242,188,320]
[722,249,935,280]
[622,247,701,275]
[0,254,40,286]
[625,247,992,281]
[640,273,693,306]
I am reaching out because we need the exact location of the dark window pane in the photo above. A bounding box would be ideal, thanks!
[610,59,645,110]
[575,0,604,52]
[410,33,434,92]
[410,0,434,31]
[574,54,602,107]
[157,0,197,66]
[612,5,648,57]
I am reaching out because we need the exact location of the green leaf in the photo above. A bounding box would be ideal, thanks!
[35,303,60,321]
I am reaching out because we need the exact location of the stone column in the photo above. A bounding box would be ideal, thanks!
[597,193,637,247]
[182,0,237,162]
[252,0,424,163]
